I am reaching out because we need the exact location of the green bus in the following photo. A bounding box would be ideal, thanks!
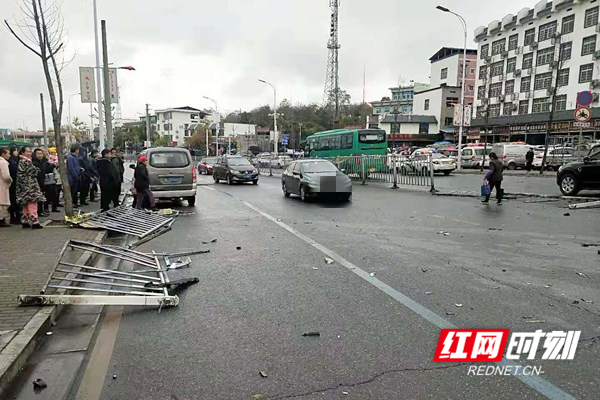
[305,128,388,174]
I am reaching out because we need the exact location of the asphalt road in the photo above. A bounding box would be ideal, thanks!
[95,175,599,400]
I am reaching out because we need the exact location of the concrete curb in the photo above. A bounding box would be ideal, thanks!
[0,230,108,393]
[432,190,558,199]
[454,170,555,178]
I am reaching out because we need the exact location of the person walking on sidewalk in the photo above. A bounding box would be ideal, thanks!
[67,144,81,208]
[16,146,46,229]
[134,155,156,210]
[526,148,535,174]
[8,146,21,224]
[78,148,92,206]
[110,148,124,207]
[482,152,504,205]
[0,147,13,227]
[47,147,60,212]
[97,149,119,212]
[32,148,53,217]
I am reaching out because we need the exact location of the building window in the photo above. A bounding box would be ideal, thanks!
[490,82,503,97]
[444,117,454,126]
[562,14,575,34]
[490,61,504,77]
[532,97,550,113]
[477,85,486,99]
[480,43,489,59]
[375,108,381,114]
[557,68,570,86]
[468,85,474,91]
[537,47,555,66]
[476,105,486,118]
[479,65,487,79]
[520,76,532,92]
[579,63,594,82]
[505,80,515,94]
[524,28,536,46]
[508,34,519,51]
[534,72,553,90]
[584,6,599,28]
[554,94,567,111]
[560,42,572,60]
[424,99,429,110]
[489,104,501,117]
[506,57,517,73]
[163,123,170,131]
[582,35,597,55]
[519,100,529,115]
[446,97,459,107]
[419,123,429,134]
[538,21,557,42]
[441,67,448,79]
[522,53,534,69]
[492,38,506,55]
[503,103,513,116]
[384,108,390,113]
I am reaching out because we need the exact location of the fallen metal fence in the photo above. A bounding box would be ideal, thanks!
[79,206,174,238]
[18,240,199,308]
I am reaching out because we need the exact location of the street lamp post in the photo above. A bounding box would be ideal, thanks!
[92,0,105,150]
[437,5,467,171]
[203,96,218,156]
[258,79,278,154]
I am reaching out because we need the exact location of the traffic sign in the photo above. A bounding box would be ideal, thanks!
[574,106,591,123]
[281,134,289,145]
[576,91,594,107]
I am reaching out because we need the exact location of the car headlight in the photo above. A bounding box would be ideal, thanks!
[231,170,241,175]
[252,169,258,174]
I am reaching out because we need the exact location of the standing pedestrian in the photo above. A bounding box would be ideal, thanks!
[16,146,46,229]
[482,152,504,205]
[89,149,99,202]
[50,148,63,208]
[134,155,156,210]
[47,147,59,212]
[97,149,118,212]
[32,148,52,217]
[0,147,13,227]
[525,148,535,174]
[110,148,124,207]
[78,148,92,206]
[8,146,21,224]
[67,144,81,208]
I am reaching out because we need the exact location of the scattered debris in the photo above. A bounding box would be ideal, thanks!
[259,370,268,378]
[302,331,320,337]
[369,272,375,277]
[112,375,117,380]
[236,246,242,250]
[573,300,580,304]
[45,331,53,336]
[251,395,266,400]
[312,267,319,270]
[581,299,594,304]
[32,378,47,389]
[502,269,507,272]
[525,320,546,323]
[581,243,600,247]
[568,200,600,210]
[563,213,570,216]
[201,239,217,244]
[522,316,534,319]
[488,227,503,231]
[421,268,429,273]
[425,291,433,295]
[455,304,463,307]
[575,272,589,278]
[446,311,456,316]
[342,391,349,396]
[544,285,552,288]
[324,257,334,264]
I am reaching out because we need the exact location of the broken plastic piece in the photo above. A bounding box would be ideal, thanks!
[33,378,47,389]
[425,291,433,295]
[302,331,320,337]
[236,246,241,250]
[369,272,375,277]
[259,370,268,378]
[455,304,463,307]
[446,311,455,316]
[324,257,334,264]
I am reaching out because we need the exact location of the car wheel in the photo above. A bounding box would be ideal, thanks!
[253,179,258,185]
[213,173,220,183]
[342,193,351,202]
[559,174,579,196]
[227,174,233,185]
[443,170,451,176]
[507,162,517,170]
[187,196,196,207]
[282,182,290,197]
[300,185,307,202]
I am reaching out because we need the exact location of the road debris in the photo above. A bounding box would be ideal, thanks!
[437,231,450,236]
[446,311,455,316]
[259,370,268,378]
[236,246,242,250]
[581,243,600,247]
[342,391,349,395]
[425,291,433,295]
[32,378,47,389]
[312,267,319,270]
[112,375,117,379]
[568,200,600,209]
[45,331,53,336]
[201,239,217,244]
[544,285,552,288]
[581,299,594,304]
[302,331,320,337]
[563,213,571,216]
[575,272,589,278]
[455,304,463,307]
[324,257,334,264]
[573,300,580,304]
[525,320,546,323]
[370,272,375,277]
[488,227,503,231]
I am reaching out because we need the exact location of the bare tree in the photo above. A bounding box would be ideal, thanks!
[5,0,74,216]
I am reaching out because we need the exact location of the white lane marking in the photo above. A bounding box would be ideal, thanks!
[241,200,577,400]
[200,186,216,191]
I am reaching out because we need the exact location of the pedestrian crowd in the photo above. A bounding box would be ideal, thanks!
[0,143,127,229]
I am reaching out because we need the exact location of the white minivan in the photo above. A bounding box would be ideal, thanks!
[491,143,532,170]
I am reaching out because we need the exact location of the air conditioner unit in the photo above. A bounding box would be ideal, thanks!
[549,60,558,70]
[525,91,532,99]
[593,50,600,60]
[551,36,561,45]
[484,56,492,63]
[497,96,505,103]
[590,79,600,89]
[511,92,519,101]
[527,67,536,75]
[498,74,505,81]
[513,69,521,77]
[515,46,523,55]
[502,51,509,58]
[529,42,538,50]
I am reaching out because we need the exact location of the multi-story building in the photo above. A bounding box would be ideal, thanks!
[154,106,208,146]
[370,83,429,115]
[472,0,600,143]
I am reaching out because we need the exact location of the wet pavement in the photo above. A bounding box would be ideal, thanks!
[88,175,600,400]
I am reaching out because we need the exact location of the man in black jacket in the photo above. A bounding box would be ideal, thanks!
[96,149,119,211]
[32,148,53,216]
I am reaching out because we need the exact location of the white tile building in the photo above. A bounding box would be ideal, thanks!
[471,0,600,142]
[154,106,208,146]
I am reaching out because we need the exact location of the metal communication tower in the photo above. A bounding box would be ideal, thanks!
[324,0,341,119]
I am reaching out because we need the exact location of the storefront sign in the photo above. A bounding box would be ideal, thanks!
[572,121,592,129]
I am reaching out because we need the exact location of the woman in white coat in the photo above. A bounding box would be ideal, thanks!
[0,147,13,227]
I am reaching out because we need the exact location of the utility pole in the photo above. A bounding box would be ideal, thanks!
[89,103,94,141]
[145,103,151,148]
[40,93,48,146]
[101,20,113,148]
[93,0,105,149]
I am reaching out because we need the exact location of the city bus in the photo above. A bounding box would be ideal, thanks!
[305,128,388,174]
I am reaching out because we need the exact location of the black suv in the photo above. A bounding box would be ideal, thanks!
[557,146,600,195]
[213,156,259,185]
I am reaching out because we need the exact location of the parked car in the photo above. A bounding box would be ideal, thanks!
[131,147,197,206]
[213,155,259,185]
[282,159,351,202]
[533,148,576,170]
[491,143,531,170]
[556,147,600,195]
[197,157,217,175]
[460,145,491,169]
[399,151,456,175]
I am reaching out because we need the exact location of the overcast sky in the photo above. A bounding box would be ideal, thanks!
[1,0,531,131]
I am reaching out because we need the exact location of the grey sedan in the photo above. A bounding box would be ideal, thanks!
[282,159,352,202]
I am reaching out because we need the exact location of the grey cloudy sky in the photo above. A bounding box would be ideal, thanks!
[1,0,529,131]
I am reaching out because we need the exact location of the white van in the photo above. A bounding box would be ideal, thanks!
[460,145,491,169]
[491,143,532,170]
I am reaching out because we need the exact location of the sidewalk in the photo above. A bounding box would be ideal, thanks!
[0,202,105,391]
